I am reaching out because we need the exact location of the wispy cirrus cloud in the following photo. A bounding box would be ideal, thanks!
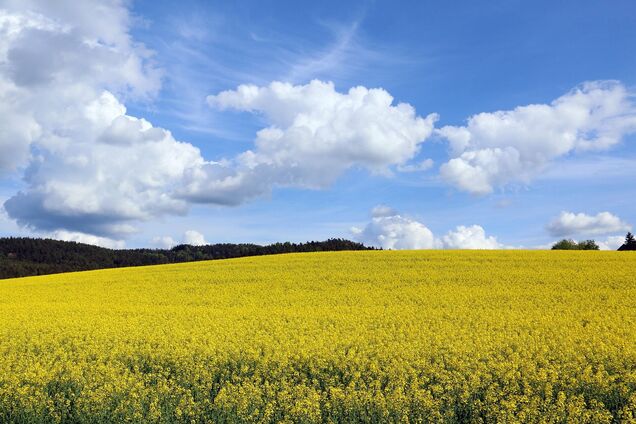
[284,20,366,83]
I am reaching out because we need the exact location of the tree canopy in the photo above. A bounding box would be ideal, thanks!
[618,232,636,251]
[551,239,599,250]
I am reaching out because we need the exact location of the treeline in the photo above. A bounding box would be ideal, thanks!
[551,232,636,251]
[0,237,375,279]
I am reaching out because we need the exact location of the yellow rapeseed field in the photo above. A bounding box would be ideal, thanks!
[0,250,635,423]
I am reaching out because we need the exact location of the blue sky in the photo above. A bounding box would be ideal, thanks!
[1,0,635,249]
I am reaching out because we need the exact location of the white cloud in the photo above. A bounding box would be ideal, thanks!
[151,236,176,249]
[0,0,161,97]
[197,80,438,202]
[183,230,207,246]
[49,230,125,249]
[1,4,438,241]
[351,213,437,250]
[441,225,504,249]
[547,211,631,237]
[352,206,503,250]
[2,1,633,249]
[0,1,205,237]
[438,81,636,194]
[597,235,626,251]
[3,92,205,237]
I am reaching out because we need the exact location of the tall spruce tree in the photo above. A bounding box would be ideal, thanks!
[618,232,636,251]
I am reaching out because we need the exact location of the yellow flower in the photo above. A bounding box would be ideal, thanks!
[0,250,634,422]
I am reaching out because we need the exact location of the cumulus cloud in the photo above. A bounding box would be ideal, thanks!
[0,1,205,238]
[1,3,438,240]
[183,230,207,246]
[3,1,633,247]
[197,80,438,201]
[441,225,504,249]
[438,81,636,194]
[597,236,626,251]
[352,206,503,250]
[0,0,161,97]
[547,211,631,237]
[2,91,205,237]
[351,212,437,250]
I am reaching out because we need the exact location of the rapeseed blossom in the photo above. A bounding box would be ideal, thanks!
[0,251,634,422]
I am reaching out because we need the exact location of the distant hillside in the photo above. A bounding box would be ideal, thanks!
[0,237,374,279]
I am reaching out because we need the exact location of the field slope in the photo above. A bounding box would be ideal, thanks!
[1,251,635,422]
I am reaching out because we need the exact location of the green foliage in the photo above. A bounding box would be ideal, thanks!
[552,239,599,250]
[577,240,600,250]
[551,239,579,250]
[618,232,636,251]
[0,237,374,279]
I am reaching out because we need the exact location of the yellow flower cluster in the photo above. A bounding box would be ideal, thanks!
[0,250,635,422]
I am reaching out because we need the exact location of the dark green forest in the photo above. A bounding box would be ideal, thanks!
[0,238,374,279]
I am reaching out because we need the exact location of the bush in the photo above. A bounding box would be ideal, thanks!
[577,240,599,250]
[551,239,579,250]
[551,239,599,250]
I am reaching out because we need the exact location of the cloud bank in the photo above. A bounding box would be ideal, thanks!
[352,207,504,250]
[0,1,436,240]
[0,0,200,239]
[547,211,631,237]
[597,236,626,251]
[438,81,636,194]
[544,211,631,251]
[441,225,503,250]
[351,211,437,250]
